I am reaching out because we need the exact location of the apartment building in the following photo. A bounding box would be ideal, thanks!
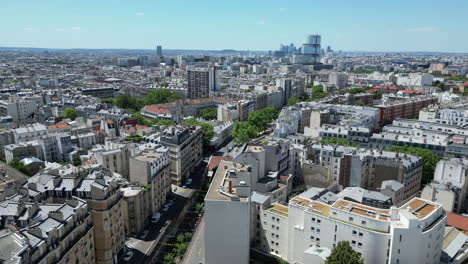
[303,144,422,203]
[0,198,95,264]
[160,125,203,186]
[257,192,446,264]
[129,146,171,214]
[0,129,15,157]
[90,139,132,179]
[422,158,468,214]
[19,167,126,264]
[204,160,252,264]
[14,123,48,142]
[187,66,219,99]
[375,95,438,127]
[121,185,151,236]
[0,96,39,124]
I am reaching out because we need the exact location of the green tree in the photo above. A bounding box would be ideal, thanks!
[72,156,82,166]
[183,118,214,146]
[144,89,181,105]
[247,106,278,131]
[124,132,142,143]
[310,85,328,100]
[113,94,145,111]
[199,107,218,120]
[321,137,359,147]
[130,112,150,126]
[326,241,364,264]
[387,146,440,185]
[355,99,365,106]
[61,107,78,120]
[231,121,258,143]
[373,91,383,99]
[8,158,30,175]
[195,203,204,214]
[287,97,300,106]
[163,253,175,264]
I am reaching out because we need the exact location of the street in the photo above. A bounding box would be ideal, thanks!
[120,159,208,264]
[182,217,205,264]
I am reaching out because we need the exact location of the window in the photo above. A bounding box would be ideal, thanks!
[317,219,321,224]
[317,228,320,233]
[311,227,315,231]
[399,235,402,242]
[312,217,316,222]
[352,230,357,236]
[316,237,320,242]
[358,242,362,248]
[359,232,363,237]
[361,220,366,225]
[352,240,356,245]
[310,236,315,240]
[349,217,354,222]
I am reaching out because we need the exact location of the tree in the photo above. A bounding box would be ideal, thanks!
[287,97,300,106]
[310,85,328,100]
[321,137,359,147]
[8,158,30,175]
[387,146,440,185]
[183,118,214,146]
[326,241,364,264]
[195,203,204,214]
[124,132,142,143]
[163,253,175,264]
[373,91,383,99]
[199,107,217,120]
[355,99,365,106]
[231,121,258,143]
[72,156,82,166]
[144,89,181,105]
[61,107,78,120]
[247,106,278,131]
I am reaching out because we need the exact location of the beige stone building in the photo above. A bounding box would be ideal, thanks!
[129,146,171,214]
[160,126,203,186]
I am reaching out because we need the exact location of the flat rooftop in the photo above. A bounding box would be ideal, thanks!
[205,160,249,201]
[268,203,289,217]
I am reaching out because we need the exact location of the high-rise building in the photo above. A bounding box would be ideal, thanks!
[156,45,162,56]
[187,66,219,99]
[293,34,322,64]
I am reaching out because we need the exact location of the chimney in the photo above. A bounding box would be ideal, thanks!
[228,180,233,193]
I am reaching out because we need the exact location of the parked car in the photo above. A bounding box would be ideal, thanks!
[123,250,133,261]
[167,199,175,206]
[151,212,161,223]
[185,178,192,185]
[163,204,170,212]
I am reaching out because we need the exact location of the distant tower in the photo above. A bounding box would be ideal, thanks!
[293,34,321,64]
[157,45,162,56]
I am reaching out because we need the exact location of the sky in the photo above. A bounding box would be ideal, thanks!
[1,0,467,52]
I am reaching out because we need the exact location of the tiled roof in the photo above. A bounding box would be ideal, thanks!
[447,212,468,232]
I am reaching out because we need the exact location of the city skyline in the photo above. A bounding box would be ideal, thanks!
[1,0,468,53]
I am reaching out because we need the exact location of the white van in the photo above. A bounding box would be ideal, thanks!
[151,212,161,223]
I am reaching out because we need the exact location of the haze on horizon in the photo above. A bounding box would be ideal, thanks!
[1,0,467,53]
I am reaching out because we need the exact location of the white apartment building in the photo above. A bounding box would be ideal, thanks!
[258,192,446,264]
[421,158,468,214]
[204,160,251,264]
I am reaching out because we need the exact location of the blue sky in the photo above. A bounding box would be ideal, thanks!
[1,0,467,52]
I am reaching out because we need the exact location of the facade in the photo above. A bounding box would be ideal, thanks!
[129,147,171,214]
[303,144,422,204]
[160,126,203,185]
[375,96,438,127]
[293,34,321,64]
[328,72,348,90]
[421,158,468,214]
[204,160,252,264]
[0,198,95,264]
[187,66,219,99]
[121,186,151,236]
[258,194,447,264]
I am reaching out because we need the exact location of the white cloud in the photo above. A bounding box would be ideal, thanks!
[407,27,437,32]
[23,27,33,31]
[136,12,144,17]
[71,26,81,31]
[257,20,265,25]
[279,7,287,12]
[56,28,65,32]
